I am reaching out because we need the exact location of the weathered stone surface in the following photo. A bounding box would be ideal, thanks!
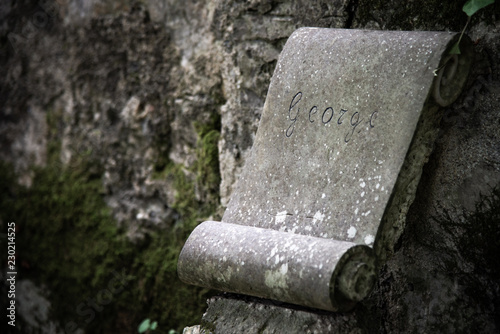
[200,16,500,334]
[179,27,473,314]
[214,0,352,206]
[179,220,375,311]
[201,294,366,334]
[183,325,201,334]
[1,1,222,241]
[0,104,47,187]
[1,1,222,331]
[1,0,499,332]
[223,28,471,247]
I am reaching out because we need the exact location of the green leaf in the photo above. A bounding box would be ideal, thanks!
[138,319,151,333]
[463,0,495,16]
[449,41,461,55]
[150,322,158,330]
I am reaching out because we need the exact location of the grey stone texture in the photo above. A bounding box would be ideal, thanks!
[179,220,375,311]
[222,28,470,248]
[179,28,473,314]
[1,0,499,333]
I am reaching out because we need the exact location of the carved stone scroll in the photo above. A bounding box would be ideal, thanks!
[178,28,473,311]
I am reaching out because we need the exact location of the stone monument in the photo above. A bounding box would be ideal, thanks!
[178,28,473,312]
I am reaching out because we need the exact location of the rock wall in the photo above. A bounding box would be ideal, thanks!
[0,0,499,333]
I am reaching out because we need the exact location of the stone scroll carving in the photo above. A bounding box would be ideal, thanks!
[178,28,473,311]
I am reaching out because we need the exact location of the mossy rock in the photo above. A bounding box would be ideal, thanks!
[0,153,214,332]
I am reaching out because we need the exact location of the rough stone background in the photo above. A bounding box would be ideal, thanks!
[0,0,499,333]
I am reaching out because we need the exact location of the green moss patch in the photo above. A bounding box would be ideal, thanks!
[0,159,133,332]
[0,119,221,332]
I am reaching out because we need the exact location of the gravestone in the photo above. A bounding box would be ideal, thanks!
[178,28,473,312]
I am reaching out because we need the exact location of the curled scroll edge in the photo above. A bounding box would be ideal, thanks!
[433,34,473,107]
[178,28,473,312]
[178,221,376,312]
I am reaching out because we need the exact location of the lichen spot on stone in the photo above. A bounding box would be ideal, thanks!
[276,211,288,224]
[264,264,289,290]
[364,234,375,245]
[347,226,357,239]
[312,211,325,224]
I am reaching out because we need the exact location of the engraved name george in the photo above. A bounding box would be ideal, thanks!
[285,92,378,143]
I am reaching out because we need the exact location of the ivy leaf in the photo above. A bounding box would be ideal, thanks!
[138,319,151,333]
[449,41,461,55]
[150,321,158,330]
[463,0,495,16]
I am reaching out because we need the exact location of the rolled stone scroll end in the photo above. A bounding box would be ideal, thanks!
[330,245,377,312]
[432,34,474,107]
